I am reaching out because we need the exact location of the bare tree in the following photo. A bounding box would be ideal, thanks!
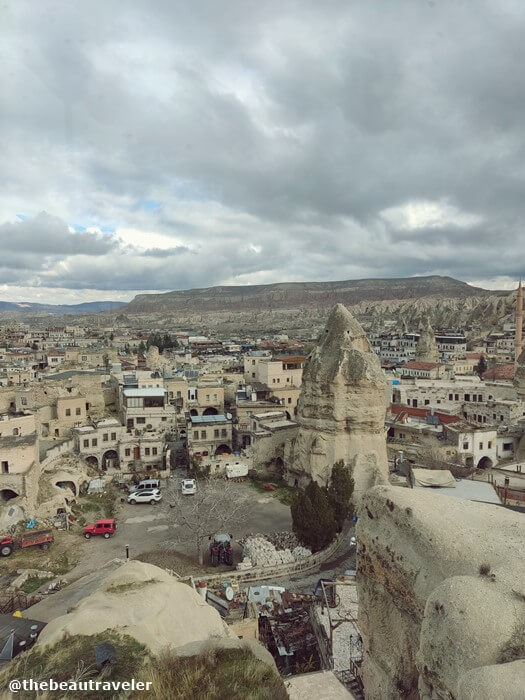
[165,480,251,565]
[416,444,476,479]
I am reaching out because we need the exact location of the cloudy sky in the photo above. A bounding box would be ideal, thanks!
[1,0,524,304]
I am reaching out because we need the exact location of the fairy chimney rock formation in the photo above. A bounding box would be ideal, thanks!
[415,320,440,363]
[357,485,525,699]
[287,303,389,499]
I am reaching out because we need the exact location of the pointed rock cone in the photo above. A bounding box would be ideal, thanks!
[288,304,389,503]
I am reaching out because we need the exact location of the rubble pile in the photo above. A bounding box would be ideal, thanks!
[239,531,300,551]
[238,533,312,570]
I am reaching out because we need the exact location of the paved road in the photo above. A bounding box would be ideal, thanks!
[25,559,123,622]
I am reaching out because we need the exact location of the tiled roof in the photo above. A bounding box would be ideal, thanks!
[482,364,515,380]
[389,404,461,425]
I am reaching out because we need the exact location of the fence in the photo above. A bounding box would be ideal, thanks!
[0,591,42,614]
[495,483,525,504]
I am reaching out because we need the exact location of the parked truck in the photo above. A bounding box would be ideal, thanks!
[0,530,54,557]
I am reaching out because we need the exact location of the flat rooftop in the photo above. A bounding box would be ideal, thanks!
[190,414,229,424]
[413,479,502,505]
[123,388,166,397]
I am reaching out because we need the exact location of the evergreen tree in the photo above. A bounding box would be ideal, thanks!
[291,481,337,551]
[327,460,354,532]
[475,354,487,380]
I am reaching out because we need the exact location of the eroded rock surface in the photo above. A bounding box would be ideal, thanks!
[415,320,440,363]
[37,561,235,652]
[286,304,388,498]
[356,485,525,699]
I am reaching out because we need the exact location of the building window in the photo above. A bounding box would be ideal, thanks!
[488,441,492,448]
[503,442,513,450]
[221,428,227,437]
[21,396,27,406]
[111,432,116,440]
[288,397,292,404]
[1,461,8,474]
[65,408,71,416]
[12,428,19,436]
[479,442,483,449]
[465,394,470,402]
[75,407,81,415]
[463,442,469,450]
[145,448,150,456]
[125,448,131,457]
[152,447,158,455]
[454,394,459,401]
[103,434,108,442]
[83,439,89,448]
[448,394,453,401]
[136,417,146,424]
[161,417,167,421]
[201,430,207,439]
[214,429,219,438]
[92,439,98,447]
[193,430,199,439]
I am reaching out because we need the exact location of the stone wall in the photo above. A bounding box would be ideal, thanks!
[186,528,348,586]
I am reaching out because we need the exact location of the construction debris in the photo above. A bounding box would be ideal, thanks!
[239,533,312,569]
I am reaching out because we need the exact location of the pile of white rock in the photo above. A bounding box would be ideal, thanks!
[237,534,312,569]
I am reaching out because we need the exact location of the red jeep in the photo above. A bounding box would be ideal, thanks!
[83,519,116,540]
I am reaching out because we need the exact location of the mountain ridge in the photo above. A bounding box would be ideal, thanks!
[0,300,126,315]
[124,275,501,314]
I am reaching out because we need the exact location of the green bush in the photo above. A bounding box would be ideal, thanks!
[327,460,354,531]
[291,480,337,552]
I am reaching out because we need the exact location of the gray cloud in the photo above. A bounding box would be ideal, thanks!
[1,0,525,301]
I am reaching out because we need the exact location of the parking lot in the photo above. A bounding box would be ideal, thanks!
[67,477,293,580]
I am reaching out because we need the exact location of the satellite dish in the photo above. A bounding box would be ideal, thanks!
[226,413,232,420]
[225,586,234,601]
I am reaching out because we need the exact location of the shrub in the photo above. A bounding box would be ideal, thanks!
[140,645,287,700]
[327,460,354,531]
[291,480,337,552]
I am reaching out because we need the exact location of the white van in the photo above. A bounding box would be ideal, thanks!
[129,479,160,494]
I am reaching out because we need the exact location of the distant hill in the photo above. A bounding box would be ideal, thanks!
[0,300,126,315]
[124,276,491,314]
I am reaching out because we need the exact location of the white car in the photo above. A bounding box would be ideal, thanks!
[127,489,162,505]
[181,479,197,495]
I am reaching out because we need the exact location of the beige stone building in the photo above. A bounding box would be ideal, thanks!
[188,414,233,462]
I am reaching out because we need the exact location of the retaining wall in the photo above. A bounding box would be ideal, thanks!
[183,527,350,586]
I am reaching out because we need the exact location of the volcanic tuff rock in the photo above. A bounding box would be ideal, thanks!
[286,304,388,499]
[106,276,514,337]
[37,561,235,652]
[356,485,525,700]
[415,319,440,363]
[124,276,486,314]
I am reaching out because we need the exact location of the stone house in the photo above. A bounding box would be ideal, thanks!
[188,414,233,461]
[74,418,124,470]
[401,361,447,379]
